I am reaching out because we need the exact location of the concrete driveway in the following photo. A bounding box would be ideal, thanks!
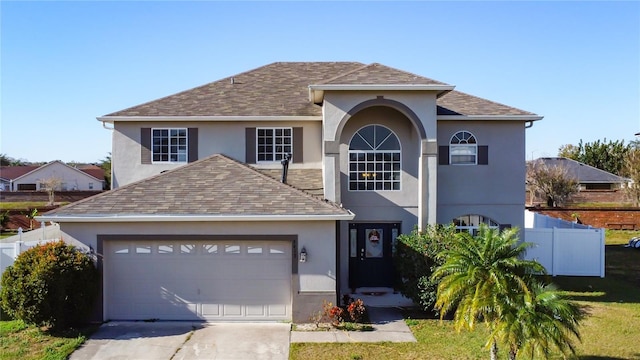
[69,321,291,360]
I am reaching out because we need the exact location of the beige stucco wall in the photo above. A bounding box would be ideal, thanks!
[13,162,103,191]
[437,120,527,230]
[59,220,337,322]
[111,121,323,188]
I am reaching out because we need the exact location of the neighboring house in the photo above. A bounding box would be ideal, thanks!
[0,161,105,192]
[0,165,39,191]
[528,157,630,205]
[534,157,629,190]
[39,62,542,323]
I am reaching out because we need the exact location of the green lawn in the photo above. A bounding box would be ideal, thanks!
[290,230,640,360]
[0,320,97,360]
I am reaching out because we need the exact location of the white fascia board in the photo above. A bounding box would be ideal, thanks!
[437,115,544,121]
[98,116,322,123]
[308,84,455,103]
[36,212,355,223]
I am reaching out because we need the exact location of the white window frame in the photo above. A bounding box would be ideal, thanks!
[450,131,478,165]
[151,128,188,164]
[256,127,293,163]
[453,214,499,235]
[348,125,401,192]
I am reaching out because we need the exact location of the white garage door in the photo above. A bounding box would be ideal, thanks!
[105,240,292,321]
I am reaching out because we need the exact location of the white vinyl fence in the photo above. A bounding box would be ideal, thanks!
[0,225,61,278]
[524,211,605,277]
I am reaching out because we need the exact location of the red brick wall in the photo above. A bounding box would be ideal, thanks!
[528,207,640,230]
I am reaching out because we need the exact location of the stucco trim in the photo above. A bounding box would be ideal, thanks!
[335,98,428,140]
[98,116,322,123]
[438,115,544,121]
[37,213,356,223]
[309,84,454,103]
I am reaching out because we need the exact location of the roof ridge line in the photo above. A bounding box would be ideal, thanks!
[314,62,371,85]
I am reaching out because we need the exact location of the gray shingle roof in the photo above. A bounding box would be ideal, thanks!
[437,90,535,116]
[103,62,537,118]
[535,157,629,183]
[320,63,448,85]
[106,62,363,117]
[43,154,350,217]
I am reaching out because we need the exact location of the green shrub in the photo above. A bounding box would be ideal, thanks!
[0,240,99,329]
[394,224,456,314]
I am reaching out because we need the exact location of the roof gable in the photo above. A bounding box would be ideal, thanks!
[42,154,351,218]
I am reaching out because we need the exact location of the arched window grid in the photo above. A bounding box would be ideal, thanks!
[348,125,401,191]
[449,131,478,165]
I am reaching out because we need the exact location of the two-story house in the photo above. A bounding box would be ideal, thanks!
[39,62,542,323]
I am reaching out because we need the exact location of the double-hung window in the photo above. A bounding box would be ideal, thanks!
[152,128,187,163]
[450,131,477,165]
[257,127,292,162]
[348,125,401,191]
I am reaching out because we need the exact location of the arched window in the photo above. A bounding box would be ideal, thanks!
[450,131,477,165]
[453,214,499,235]
[348,125,401,191]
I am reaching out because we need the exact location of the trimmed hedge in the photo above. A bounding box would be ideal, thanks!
[394,224,456,314]
[0,240,98,328]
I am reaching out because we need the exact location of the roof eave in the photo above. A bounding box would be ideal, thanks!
[98,115,323,123]
[438,115,544,121]
[37,212,356,223]
[308,84,456,104]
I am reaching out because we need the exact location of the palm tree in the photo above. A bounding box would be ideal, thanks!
[493,281,584,360]
[431,224,546,360]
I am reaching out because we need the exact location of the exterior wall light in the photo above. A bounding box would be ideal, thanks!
[299,247,307,263]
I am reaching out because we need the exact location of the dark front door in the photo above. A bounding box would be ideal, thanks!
[348,222,400,289]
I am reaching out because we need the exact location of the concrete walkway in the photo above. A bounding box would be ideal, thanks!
[290,306,416,343]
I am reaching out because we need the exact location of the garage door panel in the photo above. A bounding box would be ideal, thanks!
[106,240,292,321]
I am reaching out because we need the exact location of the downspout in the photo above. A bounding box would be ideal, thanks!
[525,121,534,129]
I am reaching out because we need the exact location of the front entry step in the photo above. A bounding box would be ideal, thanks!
[347,289,415,307]
[354,287,394,295]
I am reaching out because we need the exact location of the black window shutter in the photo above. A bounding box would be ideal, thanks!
[478,145,489,165]
[438,146,449,165]
[188,128,198,162]
[293,127,303,163]
[245,127,256,163]
[141,128,151,164]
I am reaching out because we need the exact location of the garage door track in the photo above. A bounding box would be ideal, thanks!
[69,321,291,360]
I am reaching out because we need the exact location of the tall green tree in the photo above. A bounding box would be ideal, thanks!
[432,225,546,360]
[559,139,630,176]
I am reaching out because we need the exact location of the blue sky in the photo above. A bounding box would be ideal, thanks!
[2,1,639,163]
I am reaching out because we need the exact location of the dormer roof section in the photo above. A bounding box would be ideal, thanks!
[308,63,455,103]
